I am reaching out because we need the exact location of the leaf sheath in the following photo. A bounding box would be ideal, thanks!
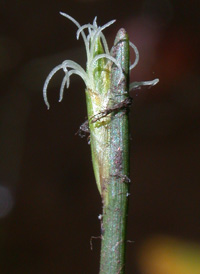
[99,28,130,274]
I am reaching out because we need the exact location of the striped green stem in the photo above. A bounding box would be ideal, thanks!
[99,29,130,274]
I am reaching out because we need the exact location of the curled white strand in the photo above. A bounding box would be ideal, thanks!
[76,24,96,40]
[63,69,90,90]
[91,54,122,72]
[68,69,89,84]
[129,78,159,91]
[43,64,64,109]
[59,73,69,102]
[129,41,139,70]
[60,12,80,27]
[90,17,110,54]
[87,33,92,42]
[99,33,110,55]
[61,60,87,79]
[87,27,93,41]
[60,12,90,60]
[86,31,110,56]
[93,16,97,28]
[89,20,116,62]
[44,60,89,108]
[59,69,91,103]
[61,60,89,86]
[90,54,123,83]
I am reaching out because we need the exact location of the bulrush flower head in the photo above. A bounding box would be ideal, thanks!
[43,12,159,109]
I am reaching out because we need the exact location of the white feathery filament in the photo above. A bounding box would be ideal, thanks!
[43,12,158,109]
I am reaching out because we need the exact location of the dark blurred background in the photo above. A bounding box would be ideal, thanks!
[0,0,200,273]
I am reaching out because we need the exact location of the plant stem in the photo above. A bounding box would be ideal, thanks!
[99,29,130,274]
[43,13,158,273]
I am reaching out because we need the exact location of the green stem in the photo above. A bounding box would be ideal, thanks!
[99,29,130,274]
[43,13,158,273]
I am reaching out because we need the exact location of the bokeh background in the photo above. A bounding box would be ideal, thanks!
[1,0,200,273]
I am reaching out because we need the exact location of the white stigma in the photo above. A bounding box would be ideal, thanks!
[43,12,158,109]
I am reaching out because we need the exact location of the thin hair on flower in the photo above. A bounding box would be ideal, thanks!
[43,12,158,109]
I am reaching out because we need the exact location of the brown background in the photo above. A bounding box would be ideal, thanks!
[0,0,200,273]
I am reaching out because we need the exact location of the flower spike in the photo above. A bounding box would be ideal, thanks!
[43,12,158,109]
